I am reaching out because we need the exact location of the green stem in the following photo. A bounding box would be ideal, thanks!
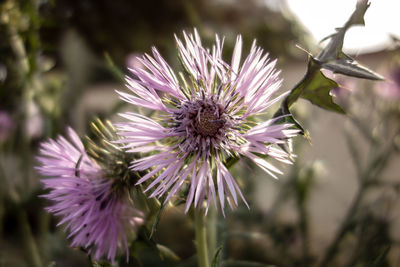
[195,208,210,267]
[38,210,50,262]
[17,208,42,267]
[207,205,217,260]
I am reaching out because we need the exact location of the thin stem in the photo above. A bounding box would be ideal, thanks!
[38,210,50,262]
[195,208,210,267]
[17,208,42,267]
[207,205,217,260]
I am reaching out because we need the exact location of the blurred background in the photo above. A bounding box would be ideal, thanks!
[1,0,400,266]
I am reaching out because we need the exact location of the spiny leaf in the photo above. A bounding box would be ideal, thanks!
[316,0,383,80]
[317,0,370,62]
[273,0,382,136]
[299,64,345,113]
[320,54,384,80]
[286,59,344,113]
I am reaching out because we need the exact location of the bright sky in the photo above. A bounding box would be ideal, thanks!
[286,0,400,53]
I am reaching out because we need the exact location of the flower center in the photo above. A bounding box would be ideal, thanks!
[196,109,224,136]
[172,96,231,153]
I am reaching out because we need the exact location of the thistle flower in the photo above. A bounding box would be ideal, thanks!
[117,30,299,214]
[36,126,144,262]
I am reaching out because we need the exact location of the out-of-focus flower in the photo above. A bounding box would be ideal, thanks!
[36,127,144,262]
[0,111,15,142]
[116,30,299,215]
[374,66,400,100]
[25,100,43,139]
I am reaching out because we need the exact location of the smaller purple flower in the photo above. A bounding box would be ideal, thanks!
[36,127,144,262]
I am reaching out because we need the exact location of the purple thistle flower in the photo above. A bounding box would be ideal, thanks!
[116,30,299,215]
[36,127,144,262]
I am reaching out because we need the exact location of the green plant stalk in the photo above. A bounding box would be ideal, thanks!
[38,210,50,262]
[195,208,210,267]
[207,205,217,260]
[17,208,42,267]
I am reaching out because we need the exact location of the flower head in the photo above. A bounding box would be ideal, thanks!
[117,30,299,215]
[36,127,144,262]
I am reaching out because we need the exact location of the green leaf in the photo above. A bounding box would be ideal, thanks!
[104,52,125,82]
[286,59,344,113]
[272,58,340,139]
[272,0,382,138]
[149,197,166,239]
[320,55,384,80]
[273,99,307,137]
[317,0,370,62]
[316,0,383,80]
[211,246,223,267]
[299,64,345,113]
[156,244,181,262]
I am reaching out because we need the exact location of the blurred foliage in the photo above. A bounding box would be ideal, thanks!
[38,0,307,65]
